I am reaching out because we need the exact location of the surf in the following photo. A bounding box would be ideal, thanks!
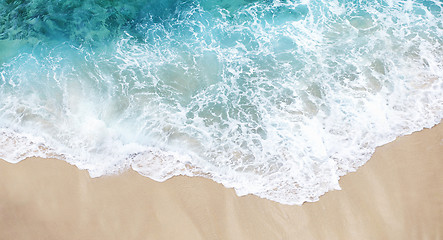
[0,0,442,205]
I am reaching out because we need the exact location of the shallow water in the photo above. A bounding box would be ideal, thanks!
[1,0,442,204]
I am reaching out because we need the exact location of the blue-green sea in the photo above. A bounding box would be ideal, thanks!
[0,0,442,204]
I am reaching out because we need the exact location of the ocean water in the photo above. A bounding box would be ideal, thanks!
[0,0,442,205]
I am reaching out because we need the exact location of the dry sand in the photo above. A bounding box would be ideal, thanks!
[0,123,442,240]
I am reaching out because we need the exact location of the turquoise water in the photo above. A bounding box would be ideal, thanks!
[0,0,442,205]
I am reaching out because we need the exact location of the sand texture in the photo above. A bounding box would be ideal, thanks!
[0,123,442,240]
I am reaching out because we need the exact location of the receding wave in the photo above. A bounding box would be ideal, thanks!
[0,0,442,204]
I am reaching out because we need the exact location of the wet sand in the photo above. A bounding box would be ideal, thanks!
[0,123,442,239]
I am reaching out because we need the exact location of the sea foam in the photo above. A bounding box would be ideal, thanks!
[0,0,442,204]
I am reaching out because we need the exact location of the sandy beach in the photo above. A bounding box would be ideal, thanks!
[0,122,442,240]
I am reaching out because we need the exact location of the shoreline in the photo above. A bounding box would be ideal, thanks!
[1,122,442,239]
